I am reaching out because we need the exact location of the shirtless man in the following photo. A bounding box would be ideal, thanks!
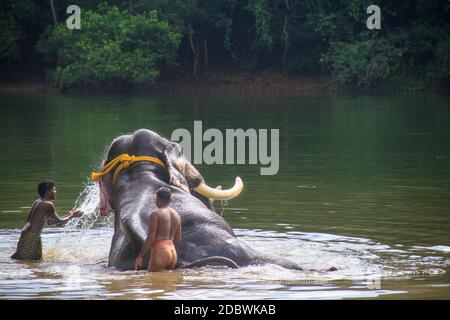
[11,180,83,261]
[135,187,181,272]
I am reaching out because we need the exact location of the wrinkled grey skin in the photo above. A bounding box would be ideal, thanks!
[100,129,303,271]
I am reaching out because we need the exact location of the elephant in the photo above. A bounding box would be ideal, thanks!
[94,128,310,271]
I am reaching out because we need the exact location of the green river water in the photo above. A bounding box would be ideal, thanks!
[0,93,449,299]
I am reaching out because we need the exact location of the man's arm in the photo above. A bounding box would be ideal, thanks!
[137,212,158,257]
[135,212,158,270]
[47,204,82,226]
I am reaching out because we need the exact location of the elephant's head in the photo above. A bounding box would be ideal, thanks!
[96,129,243,214]
[161,140,244,207]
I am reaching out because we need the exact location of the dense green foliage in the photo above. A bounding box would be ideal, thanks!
[1,0,449,91]
[322,37,403,89]
[0,1,34,61]
[36,4,181,89]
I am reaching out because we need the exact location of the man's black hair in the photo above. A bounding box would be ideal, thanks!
[156,187,171,202]
[38,180,56,198]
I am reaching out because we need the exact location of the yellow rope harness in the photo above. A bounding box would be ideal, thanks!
[91,153,166,184]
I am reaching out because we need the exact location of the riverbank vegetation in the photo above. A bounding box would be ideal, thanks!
[1,0,449,92]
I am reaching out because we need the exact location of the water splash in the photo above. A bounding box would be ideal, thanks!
[44,229,111,263]
[45,179,113,262]
[66,146,112,231]
[67,180,112,230]
[43,144,112,263]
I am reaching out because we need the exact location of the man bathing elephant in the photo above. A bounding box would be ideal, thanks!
[11,180,83,261]
[92,129,333,271]
[135,187,181,272]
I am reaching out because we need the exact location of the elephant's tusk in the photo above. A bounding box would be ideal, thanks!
[194,177,243,200]
[209,186,222,202]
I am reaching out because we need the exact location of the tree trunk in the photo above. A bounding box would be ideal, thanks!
[195,38,200,75]
[282,16,289,69]
[204,33,208,71]
[49,0,58,29]
[188,28,199,78]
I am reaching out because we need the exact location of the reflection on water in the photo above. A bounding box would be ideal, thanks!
[1,226,448,299]
[0,93,449,299]
[0,183,448,299]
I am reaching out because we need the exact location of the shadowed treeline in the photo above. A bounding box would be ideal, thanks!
[1,0,449,91]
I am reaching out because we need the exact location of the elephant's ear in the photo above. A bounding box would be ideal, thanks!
[161,142,176,167]
[161,143,190,193]
[162,142,185,171]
